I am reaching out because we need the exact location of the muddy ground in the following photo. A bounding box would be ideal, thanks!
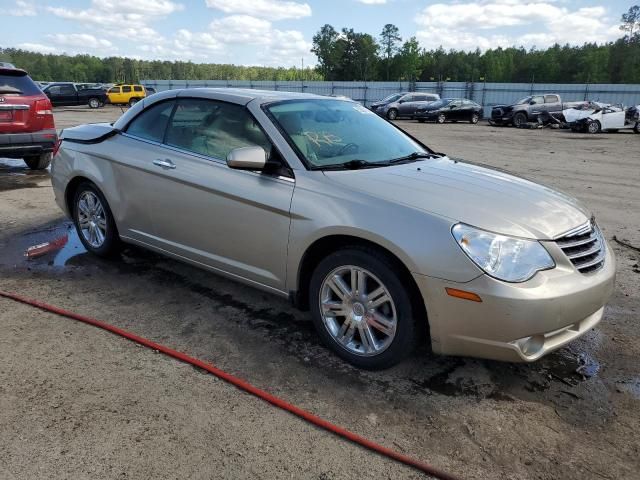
[1,106,638,480]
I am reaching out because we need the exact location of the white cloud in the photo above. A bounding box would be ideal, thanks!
[209,15,272,44]
[16,43,56,54]
[205,0,311,21]
[47,34,113,50]
[415,1,621,51]
[355,0,386,4]
[9,0,36,16]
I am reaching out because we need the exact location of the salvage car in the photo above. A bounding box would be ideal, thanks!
[51,89,615,369]
[372,92,440,120]
[490,94,582,127]
[414,98,482,124]
[0,66,56,170]
[43,82,107,109]
[573,104,640,134]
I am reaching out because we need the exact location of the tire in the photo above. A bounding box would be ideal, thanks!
[72,182,120,257]
[470,113,480,124]
[386,108,398,120]
[128,98,139,108]
[23,152,51,170]
[513,112,527,128]
[436,113,446,124]
[88,97,100,109]
[634,122,639,134]
[308,247,418,370]
[587,120,601,134]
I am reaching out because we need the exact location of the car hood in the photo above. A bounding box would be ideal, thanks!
[323,157,590,239]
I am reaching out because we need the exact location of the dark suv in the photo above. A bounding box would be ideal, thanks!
[0,67,57,170]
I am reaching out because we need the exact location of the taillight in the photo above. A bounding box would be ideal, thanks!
[35,98,55,129]
[52,138,62,157]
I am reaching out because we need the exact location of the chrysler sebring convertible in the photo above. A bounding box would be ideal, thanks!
[51,89,615,369]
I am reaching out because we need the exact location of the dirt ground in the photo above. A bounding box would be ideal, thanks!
[1,105,638,480]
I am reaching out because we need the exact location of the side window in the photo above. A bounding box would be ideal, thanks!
[414,94,427,101]
[126,100,175,143]
[60,85,75,95]
[544,95,559,103]
[109,87,120,94]
[122,86,132,93]
[133,86,143,92]
[164,98,272,161]
[531,96,544,105]
[47,86,61,95]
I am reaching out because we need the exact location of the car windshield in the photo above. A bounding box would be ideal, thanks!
[515,96,532,104]
[267,99,428,169]
[381,93,403,103]
[428,99,451,108]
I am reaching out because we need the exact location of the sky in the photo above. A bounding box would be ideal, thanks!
[2,0,632,67]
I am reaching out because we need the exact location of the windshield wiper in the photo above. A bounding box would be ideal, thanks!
[311,159,389,171]
[388,151,440,165]
[0,87,22,94]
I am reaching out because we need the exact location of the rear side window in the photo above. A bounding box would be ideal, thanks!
[164,98,272,161]
[0,71,41,95]
[544,95,559,103]
[133,86,143,92]
[122,86,132,93]
[126,100,175,143]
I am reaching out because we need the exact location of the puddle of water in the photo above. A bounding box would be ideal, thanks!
[0,158,50,192]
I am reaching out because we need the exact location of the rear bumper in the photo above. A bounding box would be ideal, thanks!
[0,129,57,158]
[414,241,616,362]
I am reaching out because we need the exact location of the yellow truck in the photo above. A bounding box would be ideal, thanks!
[106,84,146,107]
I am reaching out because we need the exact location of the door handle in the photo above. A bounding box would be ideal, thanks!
[153,159,176,169]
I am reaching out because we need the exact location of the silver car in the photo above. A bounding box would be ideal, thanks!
[51,89,615,369]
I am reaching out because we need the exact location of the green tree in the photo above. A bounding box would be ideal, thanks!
[620,5,640,42]
[379,24,401,80]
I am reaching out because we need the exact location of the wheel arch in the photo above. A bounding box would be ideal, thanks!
[292,234,428,335]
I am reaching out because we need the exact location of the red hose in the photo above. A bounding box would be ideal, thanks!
[0,289,462,480]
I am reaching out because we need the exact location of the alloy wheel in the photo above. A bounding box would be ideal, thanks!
[77,191,107,248]
[319,265,397,357]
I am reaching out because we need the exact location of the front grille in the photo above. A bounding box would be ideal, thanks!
[555,221,605,274]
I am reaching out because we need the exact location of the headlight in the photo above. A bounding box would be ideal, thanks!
[452,224,555,282]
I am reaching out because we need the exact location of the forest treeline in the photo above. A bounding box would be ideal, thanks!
[1,5,639,84]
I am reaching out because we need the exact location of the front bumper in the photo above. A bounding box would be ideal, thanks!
[414,241,616,362]
[0,130,57,158]
[414,111,439,120]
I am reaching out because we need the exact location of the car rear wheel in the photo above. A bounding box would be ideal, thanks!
[88,97,100,109]
[634,122,639,134]
[128,98,139,108]
[513,112,527,128]
[587,120,601,134]
[23,152,51,170]
[437,113,446,124]
[309,247,417,369]
[72,182,120,257]
[470,113,480,124]
[386,108,398,120]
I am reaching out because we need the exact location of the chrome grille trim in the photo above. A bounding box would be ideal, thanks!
[555,220,605,274]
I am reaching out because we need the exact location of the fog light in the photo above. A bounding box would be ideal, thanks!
[517,335,544,357]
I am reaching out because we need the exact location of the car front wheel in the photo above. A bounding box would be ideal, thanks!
[470,113,480,124]
[24,152,51,170]
[73,182,120,257]
[587,120,601,134]
[309,247,417,369]
[513,112,527,128]
[437,113,446,124]
[386,108,398,120]
[88,97,100,109]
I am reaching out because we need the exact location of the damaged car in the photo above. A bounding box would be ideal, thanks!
[490,94,583,127]
[51,88,615,369]
[572,103,640,134]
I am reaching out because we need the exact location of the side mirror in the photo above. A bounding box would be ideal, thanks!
[226,146,267,170]
[398,99,405,104]
[529,100,537,105]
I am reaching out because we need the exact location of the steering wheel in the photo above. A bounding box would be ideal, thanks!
[338,142,359,156]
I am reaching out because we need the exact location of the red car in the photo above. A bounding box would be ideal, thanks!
[0,66,57,170]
